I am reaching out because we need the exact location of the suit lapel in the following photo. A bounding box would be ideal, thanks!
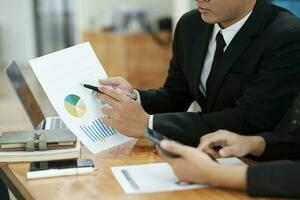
[206,34,252,110]
[206,0,272,111]
[190,24,213,106]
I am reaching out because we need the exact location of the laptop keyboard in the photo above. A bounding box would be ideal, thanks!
[50,118,67,129]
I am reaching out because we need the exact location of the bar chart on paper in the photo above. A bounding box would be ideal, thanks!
[80,119,117,142]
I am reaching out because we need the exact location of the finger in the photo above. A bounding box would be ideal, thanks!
[99,77,123,86]
[200,133,213,142]
[198,135,226,151]
[198,139,213,151]
[157,147,177,163]
[199,133,217,148]
[101,117,114,128]
[200,130,220,142]
[115,88,135,100]
[202,147,220,159]
[96,92,119,108]
[99,86,126,102]
[200,129,229,141]
[160,140,192,158]
[102,107,115,118]
[219,147,236,158]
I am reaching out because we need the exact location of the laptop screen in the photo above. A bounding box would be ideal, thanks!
[4,61,45,129]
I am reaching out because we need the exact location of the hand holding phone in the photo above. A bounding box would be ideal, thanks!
[144,128,181,158]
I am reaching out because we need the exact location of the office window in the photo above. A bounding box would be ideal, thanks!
[272,0,300,17]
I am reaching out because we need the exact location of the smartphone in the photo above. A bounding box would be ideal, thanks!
[144,128,181,158]
[27,159,95,179]
[29,159,94,171]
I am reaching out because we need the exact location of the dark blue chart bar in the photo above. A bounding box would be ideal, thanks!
[80,119,117,142]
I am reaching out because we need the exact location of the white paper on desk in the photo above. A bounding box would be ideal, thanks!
[29,42,133,154]
[111,158,245,194]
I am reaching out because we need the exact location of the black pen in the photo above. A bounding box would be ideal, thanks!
[81,83,101,93]
[81,83,137,100]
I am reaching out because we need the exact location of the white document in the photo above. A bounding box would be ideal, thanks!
[30,42,133,154]
[111,158,245,194]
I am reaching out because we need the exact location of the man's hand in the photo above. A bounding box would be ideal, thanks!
[159,140,248,189]
[97,86,149,138]
[100,77,135,95]
[198,130,266,159]
[159,140,218,184]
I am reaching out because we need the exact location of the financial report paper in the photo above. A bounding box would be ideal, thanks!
[30,42,133,154]
[111,158,246,193]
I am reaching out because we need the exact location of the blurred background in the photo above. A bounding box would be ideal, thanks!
[0,0,299,127]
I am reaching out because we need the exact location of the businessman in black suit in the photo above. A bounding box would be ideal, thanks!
[97,0,300,146]
[160,92,300,198]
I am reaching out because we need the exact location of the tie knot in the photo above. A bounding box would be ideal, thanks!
[216,31,226,51]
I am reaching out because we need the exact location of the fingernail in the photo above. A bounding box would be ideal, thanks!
[160,140,169,148]
[98,86,104,92]
[219,150,226,157]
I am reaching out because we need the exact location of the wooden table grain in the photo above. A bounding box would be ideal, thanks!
[0,125,259,200]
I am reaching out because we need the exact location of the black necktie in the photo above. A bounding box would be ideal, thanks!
[206,31,226,91]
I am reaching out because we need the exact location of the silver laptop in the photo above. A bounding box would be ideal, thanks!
[4,61,66,130]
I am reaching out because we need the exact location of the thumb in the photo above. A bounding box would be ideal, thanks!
[218,146,236,157]
[99,78,122,86]
[160,140,189,157]
[99,78,112,85]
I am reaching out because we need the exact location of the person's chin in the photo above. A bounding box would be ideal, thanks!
[200,14,216,24]
[198,9,216,24]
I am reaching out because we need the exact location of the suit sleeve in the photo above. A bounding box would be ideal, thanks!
[138,16,194,115]
[252,127,300,161]
[247,161,300,198]
[247,127,300,197]
[153,27,300,146]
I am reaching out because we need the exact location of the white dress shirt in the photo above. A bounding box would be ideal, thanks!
[138,11,252,130]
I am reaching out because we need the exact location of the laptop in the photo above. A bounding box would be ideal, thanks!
[4,61,66,130]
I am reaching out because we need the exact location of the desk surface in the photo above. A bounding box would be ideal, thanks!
[0,125,257,200]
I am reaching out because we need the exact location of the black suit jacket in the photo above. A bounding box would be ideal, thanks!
[248,160,300,198]
[247,127,300,198]
[139,0,300,146]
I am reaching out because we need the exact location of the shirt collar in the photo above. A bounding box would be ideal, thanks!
[212,11,252,47]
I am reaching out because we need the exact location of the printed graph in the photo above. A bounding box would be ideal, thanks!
[80,119,117,142]
[64,94,86,117]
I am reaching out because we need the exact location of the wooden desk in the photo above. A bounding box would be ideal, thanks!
[0,125,257,200]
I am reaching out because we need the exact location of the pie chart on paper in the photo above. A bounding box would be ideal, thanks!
[64,94,86,117]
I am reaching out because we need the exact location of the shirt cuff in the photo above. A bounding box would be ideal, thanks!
[148,115,154,129]
[134,89,153,130]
